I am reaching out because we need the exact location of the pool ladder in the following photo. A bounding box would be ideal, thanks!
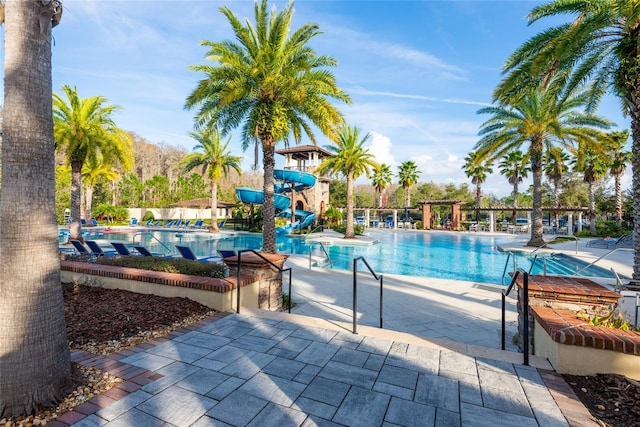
[307,241,332,269]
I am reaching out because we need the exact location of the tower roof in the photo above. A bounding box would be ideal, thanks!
[276,144,332,160]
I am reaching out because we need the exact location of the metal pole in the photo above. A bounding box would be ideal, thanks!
[380,276,384,329]
[635,294,639,328]
[523,272,529,366]
[353,259,357,334]
[501,294,506,350]
[236,253,241,314]
[288,269,292,314]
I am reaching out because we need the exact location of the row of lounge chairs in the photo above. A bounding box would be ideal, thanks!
[68,239,236,262]
[129,219,225,229]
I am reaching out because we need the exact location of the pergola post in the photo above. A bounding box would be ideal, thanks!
[421,204,432,230]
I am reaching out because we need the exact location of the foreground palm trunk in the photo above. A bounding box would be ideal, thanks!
[209,180,219,233]
[632,109,640,280]
[0,1,72,418]
[345,173,355,239]
[262,141,277,253]
[527,138,545,247]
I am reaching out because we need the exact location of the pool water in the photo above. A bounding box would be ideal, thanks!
[61,228,616,284]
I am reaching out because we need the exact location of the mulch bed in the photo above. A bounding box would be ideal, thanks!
[564,373,640,427]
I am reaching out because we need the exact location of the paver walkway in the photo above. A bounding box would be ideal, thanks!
[66,310,595,427]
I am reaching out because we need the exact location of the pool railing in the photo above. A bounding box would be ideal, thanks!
[352,256,384,334]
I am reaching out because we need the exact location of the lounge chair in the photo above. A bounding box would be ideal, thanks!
[218,220,226,229]
[70,239,91,255]
[192,219,204,229]
[587,234,632,249]
[91,218,99,227]
[111,242,134,256]
[85,240,116,257]
[129,218,138,226]
[218,250,237,258]
[175,245,220,262]
[80,219,87,226]
[134,246,154,257]
[143,219,154,226]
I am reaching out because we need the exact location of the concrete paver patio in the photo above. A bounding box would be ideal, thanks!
[59,231,620,427]
[64,309,596,427]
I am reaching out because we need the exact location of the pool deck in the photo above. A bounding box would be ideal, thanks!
[61,229,629,426]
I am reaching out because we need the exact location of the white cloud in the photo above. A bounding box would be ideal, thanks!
[366,132,396,169]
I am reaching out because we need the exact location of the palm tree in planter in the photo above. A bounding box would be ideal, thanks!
[397,160,420,222]
[371,163,393,209]
[463,150,493,223]
[0,0,73,418]
[179,127,242,233]
[53,85,133,241]
[185,0,350,253]
[499,150,530,224]
[544,147,570,228]
[316,125,378,239]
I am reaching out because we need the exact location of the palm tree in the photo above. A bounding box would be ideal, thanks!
[179,127,242,233]
[82,156,121,222]
[0,0,72,418]
[498,150,530,224]
[316,125,378,239]
[572,143,609,234]
[604,130,631,226]
[544,147,570,227]
[462,151,493,222]
[477,82,612,247]
[397,161,420,220]
[371,163,393,209]
[53,85,133,241]
[185,0,350,253]
[494,0,640,276]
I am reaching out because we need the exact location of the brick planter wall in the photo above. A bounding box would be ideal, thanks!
[224,252,289,311]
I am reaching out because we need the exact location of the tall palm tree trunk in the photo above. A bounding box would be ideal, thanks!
[209,180,219,233]
[527,139,544,247]
[614,174,623,226]
[631,111,640,280]
[511,181,519,225]
[262,140,277,253]
[0,1,72,417]
[70,161,83,240]
[588,181,597,234]
[475,182,482,222]
[345,173,355,239]
[553,180,560,227]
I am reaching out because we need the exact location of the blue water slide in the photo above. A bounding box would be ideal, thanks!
[236,187,290,210]
[273,169,316,191]
[236,170,317,234]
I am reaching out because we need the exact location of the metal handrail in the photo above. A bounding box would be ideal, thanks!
[501,268,529,366]
[574,247,633,276]
[132,232,173,254]
[308,241,333,269]
[352,256,384,334]
[235,249,293,314]
[501,252,517,285]
[307,225,325,234]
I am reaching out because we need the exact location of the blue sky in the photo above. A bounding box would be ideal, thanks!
[0,1,631,197]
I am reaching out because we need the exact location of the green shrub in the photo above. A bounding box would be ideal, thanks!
[142,211,155,222]
[94,256,228,278]
[332,224,364,236]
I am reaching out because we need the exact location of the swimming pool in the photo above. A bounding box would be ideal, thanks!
[63,228,616,284]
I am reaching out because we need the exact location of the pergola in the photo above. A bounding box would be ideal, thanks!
[419,200,463,230]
